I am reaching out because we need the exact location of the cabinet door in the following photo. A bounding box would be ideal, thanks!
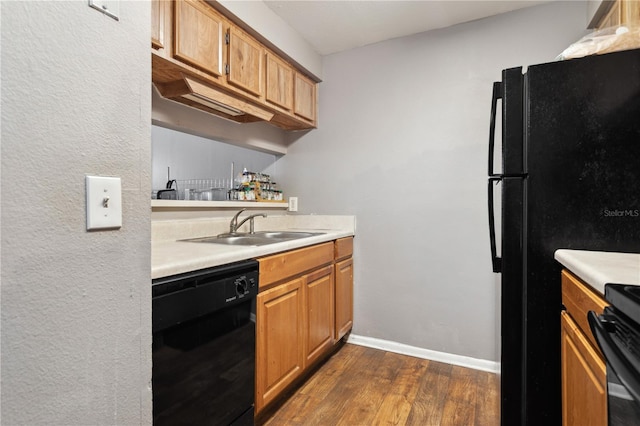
[256,278,304,413]
[266,52,294,111]
[174,0,223,77]
[227,26,264,97]
[151,0,165,50]
[304,265,335,367]
[623,0,640,26]
[335,257,354,340]
[294,72,316,122]
[607,2,621,27]
[561,311,607,426]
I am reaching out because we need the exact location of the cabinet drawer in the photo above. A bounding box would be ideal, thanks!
[258,242,333,289]
[561,269,608,352]
[334,237,353,261]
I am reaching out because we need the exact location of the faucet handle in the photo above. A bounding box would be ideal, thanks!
[230,208,247,233]
[248,213,267,234]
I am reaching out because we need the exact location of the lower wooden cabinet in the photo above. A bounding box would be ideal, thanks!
[255,238,354,415]
[256,278,305,412]
[304,265,335,366]
[335,257,353,340]
[560,270,608,426]
[561,311,607,426]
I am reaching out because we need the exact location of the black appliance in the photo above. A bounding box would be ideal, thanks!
[487,48,640,425]
[589,284,640,425]
[157,178,177,200]
[152,260,259,426]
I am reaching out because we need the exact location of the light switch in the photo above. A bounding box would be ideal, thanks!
[88,0,119,21]
[86,175,122,231]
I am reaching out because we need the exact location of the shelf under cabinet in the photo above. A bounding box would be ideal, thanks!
[151,200,289,209]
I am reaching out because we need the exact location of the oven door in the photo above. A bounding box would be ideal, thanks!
[588,308,640,425]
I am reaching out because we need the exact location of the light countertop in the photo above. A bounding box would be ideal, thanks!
[554,249,640,295]
[152,215,355,279]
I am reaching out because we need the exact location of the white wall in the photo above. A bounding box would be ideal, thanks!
[280,1,588,362]
[1,1,152,424]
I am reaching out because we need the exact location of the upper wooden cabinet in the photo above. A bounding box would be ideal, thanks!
[151,0,317,131]
[266,53,294,111]
[589,0,640,28]
[151,0,166,50]
[227,26,264,97]
[174,0,224,77]
[600,0,622,28]
[294,72,316,122]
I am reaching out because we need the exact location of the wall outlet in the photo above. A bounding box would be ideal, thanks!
[288,197,298,212]
[86,175,122,231]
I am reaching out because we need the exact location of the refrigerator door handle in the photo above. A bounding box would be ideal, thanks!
[488,81,503,177]
[488,176,502,273]
[588,311,640,402]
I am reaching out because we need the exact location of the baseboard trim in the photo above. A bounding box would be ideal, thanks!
[346,334,500,374]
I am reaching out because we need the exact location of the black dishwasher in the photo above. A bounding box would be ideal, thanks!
[152,259,258,426]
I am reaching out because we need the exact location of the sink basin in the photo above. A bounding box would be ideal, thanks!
[253,231,324,239]
[181,231,325,246]
[184,235,277,246]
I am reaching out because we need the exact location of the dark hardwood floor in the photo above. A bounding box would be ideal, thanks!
[261,343,499,426]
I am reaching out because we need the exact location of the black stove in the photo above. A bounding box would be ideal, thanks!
[606,285,640,325]
[589,283,640,425]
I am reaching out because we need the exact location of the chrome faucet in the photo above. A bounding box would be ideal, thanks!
[229,209,267,234]
[229,209,246,234]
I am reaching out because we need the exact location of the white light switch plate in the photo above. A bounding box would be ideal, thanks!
[288,197,298,212]
[86,175,122,231]
[88,0,119,21]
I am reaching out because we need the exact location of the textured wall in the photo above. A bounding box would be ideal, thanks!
[1,1,152,424]
[279,1,588,362]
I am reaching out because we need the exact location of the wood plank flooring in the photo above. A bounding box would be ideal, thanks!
[261,343,499,426]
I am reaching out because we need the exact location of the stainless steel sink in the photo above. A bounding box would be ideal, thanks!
[253,231,323,239]
[181,231,324,246]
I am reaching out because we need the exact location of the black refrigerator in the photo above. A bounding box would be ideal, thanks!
[487,47,640,425]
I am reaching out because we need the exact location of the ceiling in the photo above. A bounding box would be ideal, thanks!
[263,0,554,55]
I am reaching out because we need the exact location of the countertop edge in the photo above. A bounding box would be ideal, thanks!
[152,229,354,280]
[554,249,640,295]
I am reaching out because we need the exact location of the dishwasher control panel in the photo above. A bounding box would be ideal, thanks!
[152,259,258,333]
[226,273,258,303]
